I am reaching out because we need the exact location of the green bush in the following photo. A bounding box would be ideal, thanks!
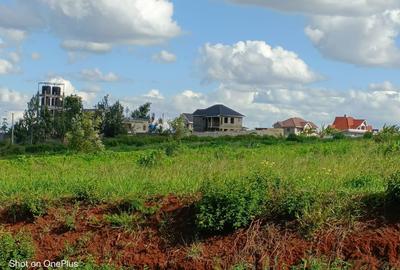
[345,175,374,189]
[332,132,345,140]
[72,183,101,204]
[385,172,400,219]
[165,143,180,157]
[272,189,317,220]
[195,174,268,233]
[363,131,373,139]
[0,231,35,270]
[7,197,48,222]
[137,151,162,167]
[0,144,25,156]
[25,142,67,154]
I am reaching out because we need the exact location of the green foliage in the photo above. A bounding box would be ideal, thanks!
[195,173,268,232]
[66,114,104,153]
[374,125,400,143]
[137,150,162,167]
[332,132,345,140]
[295,257,352,270]
[72,183,101,204]
[96,95,127,138]
[131,102,151,119]
[363,131,373,139]
[272,189,317,220]
[345,175,374,189]
[286,133,302,142]
[7,197,48,222]
[382,140,400,155]
[385,172,400,219]
[0,231,35,270]
[169,115,190,140]
[104,213,142,230]
[1,117,8,134]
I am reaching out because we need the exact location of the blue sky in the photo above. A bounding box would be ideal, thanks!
[1,0,400,128]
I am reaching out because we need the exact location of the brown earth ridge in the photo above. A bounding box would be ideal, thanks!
[1,195,400,270]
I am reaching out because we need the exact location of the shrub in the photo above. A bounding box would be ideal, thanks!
[165,143,180,157]
[286,133,302,142]
[137,151,162,167]
[271,189,317,220]
[72,183,101,204]
[195,173,268,233]
[345,175,374,189]
[7,197,48,222]
[363,131,373,139]
[0,231,35,270]
[382,141,400,155]
[0,144,25,156]
[385,172,400,219]
[332,132,345,140]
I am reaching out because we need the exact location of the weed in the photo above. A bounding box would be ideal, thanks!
[137,151,162,167]
[104,213,142,230]
[385,172,400,220]
[0,231,35,270]
[186,243,203,260]
[6,197,48,222]
[196,173,268,233]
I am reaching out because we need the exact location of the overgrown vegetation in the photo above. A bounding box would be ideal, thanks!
[0,231,35,270]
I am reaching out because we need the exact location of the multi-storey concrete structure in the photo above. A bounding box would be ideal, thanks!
[38,82,65,115]
[192,104,244,132]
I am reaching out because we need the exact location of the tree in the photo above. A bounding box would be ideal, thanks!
[66,113,104,152]
[23,94,41,144]
[131,102,151,119]
[169,115,189,140]
[1,117,8,134]
[54,95,83,140]
[96,95,126,137]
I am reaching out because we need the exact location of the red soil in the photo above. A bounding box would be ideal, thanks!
[1,196,400,269]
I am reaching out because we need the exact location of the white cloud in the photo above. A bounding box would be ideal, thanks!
[80,68,119,82]
[47,77,99,105]
[0,27,27,45]
[61,40,112,54]
[0,0,181,53]
[152,50,177,63]
[0,59,16,75]
[144,89,164,100]
[228,1,400,67]
[199,41,319,87]
[305,11,400,67]
[228,0,400,16]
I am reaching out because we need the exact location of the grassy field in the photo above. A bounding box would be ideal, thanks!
[1,137,400,269]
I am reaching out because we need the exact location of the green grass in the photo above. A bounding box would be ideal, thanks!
[0,138,398,232]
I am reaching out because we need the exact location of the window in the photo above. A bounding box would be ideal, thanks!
[224,117,228,123]
[231,118,234,124]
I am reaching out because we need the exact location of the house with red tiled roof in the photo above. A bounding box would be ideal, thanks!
[330,115,373,137]
[273,117,318,136]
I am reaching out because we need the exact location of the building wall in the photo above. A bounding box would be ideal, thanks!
[193,116,207,132]
[193,116,243,132]
[124,121,149,134]
[192,128,284,138]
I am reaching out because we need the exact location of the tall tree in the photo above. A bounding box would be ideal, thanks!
[66,113,104,152]
[131,102,151,119]
[96,95,126,137]
[1,117,8,134]
[54,95,83,140]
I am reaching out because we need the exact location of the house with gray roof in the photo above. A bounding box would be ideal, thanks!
[192,104,244,132]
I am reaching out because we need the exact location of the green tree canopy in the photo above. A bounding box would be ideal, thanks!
[131,102,151,119]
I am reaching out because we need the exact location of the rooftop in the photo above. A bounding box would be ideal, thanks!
[193,104,244,117]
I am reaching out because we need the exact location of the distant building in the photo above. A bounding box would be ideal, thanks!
[38,82,65,115]
[181,113,193,131]
[193,104,244,132]
[123,118,149,134]
[330,115,373,137]
[273,117,318,136]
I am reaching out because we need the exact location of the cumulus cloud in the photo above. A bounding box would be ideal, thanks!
[61,40,112,54]
[152,50,177,63]
[0,0,181,53]
[305,11,400,67]
[0,59,17,75]
[228,1,400,67]
[80,68,119,82]
[144,89,164,100]
[199,41,319,87]
[227,0,400,16]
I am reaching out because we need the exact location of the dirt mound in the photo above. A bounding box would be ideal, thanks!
[2,196,400,269]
